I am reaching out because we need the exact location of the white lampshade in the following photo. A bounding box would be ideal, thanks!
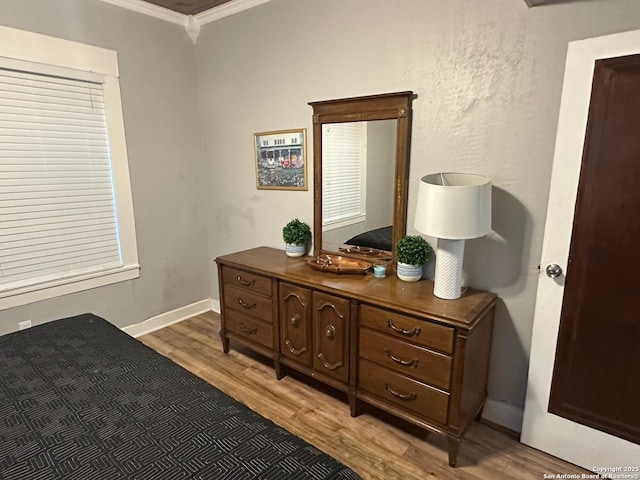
[413,173,492,300]
[414,173,492,240]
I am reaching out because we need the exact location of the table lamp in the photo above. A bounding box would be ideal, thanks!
[414,173,492,299]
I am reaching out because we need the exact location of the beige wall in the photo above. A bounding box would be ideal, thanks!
[0,0,209,334]
[196,0,640,428]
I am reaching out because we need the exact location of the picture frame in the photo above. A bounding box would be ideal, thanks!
[254,128,307,190]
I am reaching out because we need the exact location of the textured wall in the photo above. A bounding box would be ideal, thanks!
[0,0,209,334]
[196,0,640,427]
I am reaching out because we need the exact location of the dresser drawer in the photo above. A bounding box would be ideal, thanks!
[222,266,272,296]
[359,328,452,390]
[225,310,274,349]
[359,358,449,424]
[360,304,454,354]
[224,284,273,323]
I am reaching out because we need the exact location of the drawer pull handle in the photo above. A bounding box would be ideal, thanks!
[385,382,417,401]
[236,275,255,287]
[239,323,257,335]
[325,325,336,338]
[386,319,421,337]
[285,339,306,356]
[237,298,256,309]
[291,314,300,326]
[384,348,419,367]
[317,352,341,370]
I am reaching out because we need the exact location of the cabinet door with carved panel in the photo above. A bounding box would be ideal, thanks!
[312,291,350,383]
[280,283,312,366]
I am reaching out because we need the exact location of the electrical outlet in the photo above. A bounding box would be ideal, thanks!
[19,320,32,330]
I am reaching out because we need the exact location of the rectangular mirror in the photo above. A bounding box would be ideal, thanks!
[309,91,414,263]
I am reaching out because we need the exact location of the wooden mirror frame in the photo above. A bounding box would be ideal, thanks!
[309,91,414,263]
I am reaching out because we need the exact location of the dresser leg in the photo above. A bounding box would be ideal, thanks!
[348,392,359,417]
[274,360,285,380]
[447,437,461,467]
[219,330,229,354]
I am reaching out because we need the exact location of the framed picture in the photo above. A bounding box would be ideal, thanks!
[254,129,307,190]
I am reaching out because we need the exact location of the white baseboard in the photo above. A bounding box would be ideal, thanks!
[210,298,220,313]
[482,398,524,433]
[123,298,216,338]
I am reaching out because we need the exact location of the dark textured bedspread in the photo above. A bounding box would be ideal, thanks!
[345,226,393,252]
[0,314,360,480]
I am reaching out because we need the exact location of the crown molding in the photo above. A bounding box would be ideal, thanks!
[97,0,275,42]
[195,0,274,25]
[185,15,201,43]
[97,0,186,25]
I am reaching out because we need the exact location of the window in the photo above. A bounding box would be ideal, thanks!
[321,122,367,231]
[0,26,139,309]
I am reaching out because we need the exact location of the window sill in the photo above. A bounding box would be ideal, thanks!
[0,265,140,311]
[322,214,366,232]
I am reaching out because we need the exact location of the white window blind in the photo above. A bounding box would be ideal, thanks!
[322,122,366,230]
[0,66,123,293]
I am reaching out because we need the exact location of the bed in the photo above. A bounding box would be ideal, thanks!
[345,225,393,252]
[0,314,360,480]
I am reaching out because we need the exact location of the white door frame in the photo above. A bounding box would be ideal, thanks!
[521,29,640,470]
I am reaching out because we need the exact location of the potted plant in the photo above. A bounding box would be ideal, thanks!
[282,218,312,257]
[396,235,433,281]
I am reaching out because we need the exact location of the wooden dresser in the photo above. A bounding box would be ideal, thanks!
[215,246,496,466]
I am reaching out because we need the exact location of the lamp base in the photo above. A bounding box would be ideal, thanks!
[433,238,465,300]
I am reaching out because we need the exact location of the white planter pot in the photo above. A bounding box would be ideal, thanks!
[396,262,422,282]
[285,243,306,257]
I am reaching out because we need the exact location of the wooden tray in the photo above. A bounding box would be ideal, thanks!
[306,255,372,274]
[339,246,392,261]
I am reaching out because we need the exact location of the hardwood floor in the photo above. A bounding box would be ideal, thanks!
[139,311,588,480]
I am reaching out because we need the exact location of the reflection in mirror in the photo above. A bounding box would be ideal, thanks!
[309,91,414,264]
[321,120,397,253]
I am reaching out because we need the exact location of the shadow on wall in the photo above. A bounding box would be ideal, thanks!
[487,297,530,416]
[464,186,532,295]
[467,186,534,415]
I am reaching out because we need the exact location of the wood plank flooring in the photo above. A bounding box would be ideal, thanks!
[139,311,588,480]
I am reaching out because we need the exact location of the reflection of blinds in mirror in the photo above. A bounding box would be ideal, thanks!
[322,122,366,229]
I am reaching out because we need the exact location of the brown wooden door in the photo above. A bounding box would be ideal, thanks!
[312,291,350,383]
[548,54,640,445]
[280,283,312,366]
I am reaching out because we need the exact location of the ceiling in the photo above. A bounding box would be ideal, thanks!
[141,0,234,15]
[138,0,576,16]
